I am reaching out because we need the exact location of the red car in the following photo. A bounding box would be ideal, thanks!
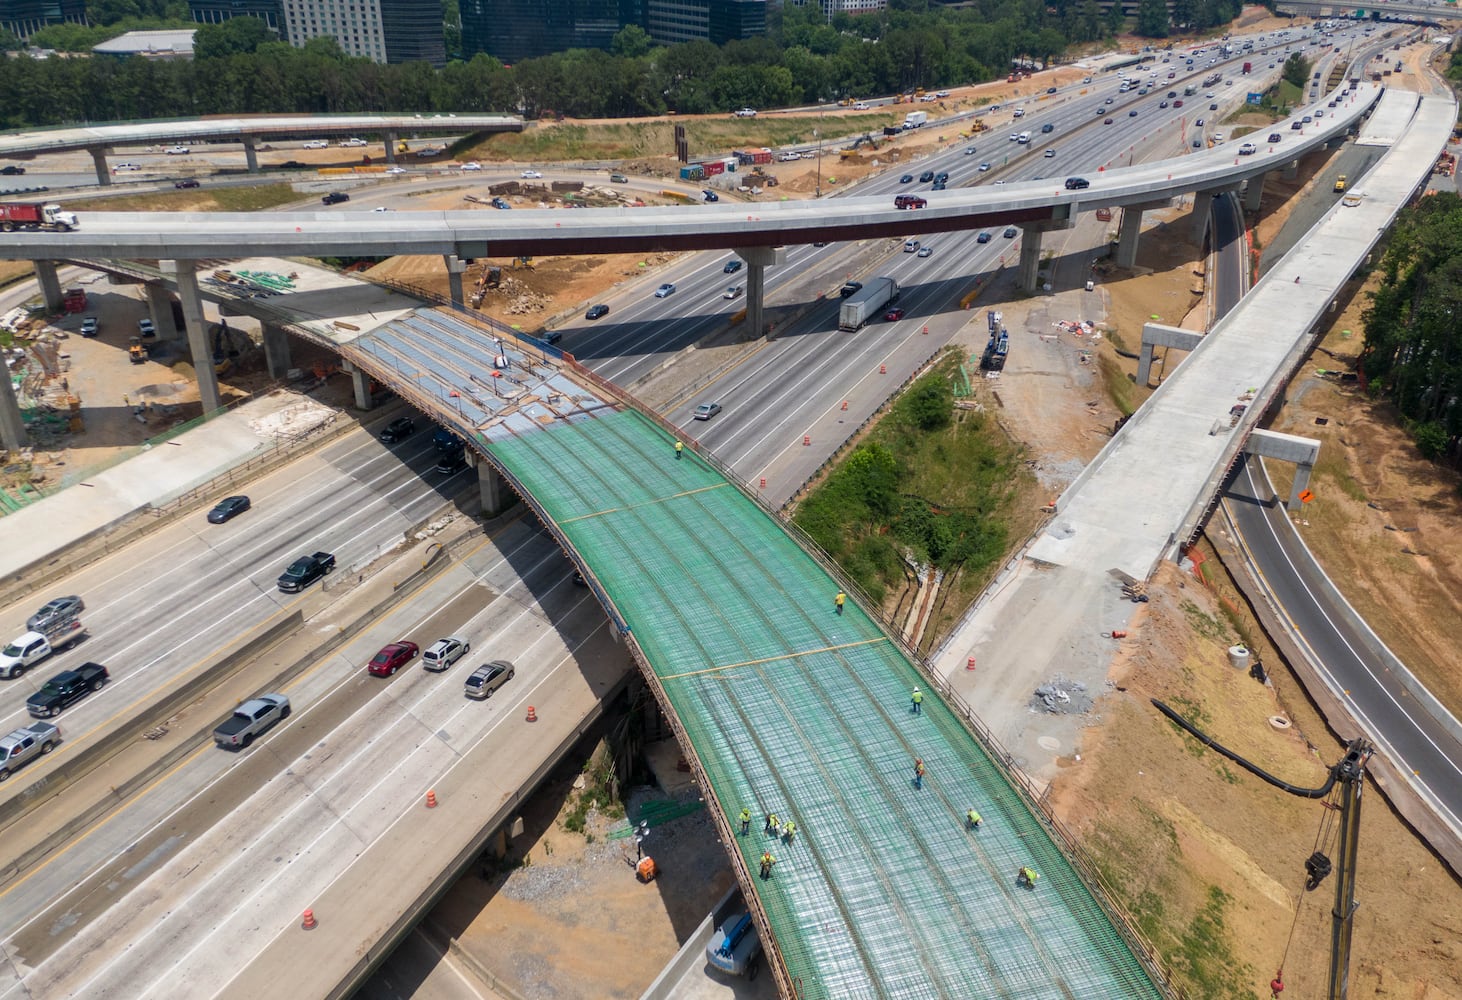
[368,641,419,677]
[885,307,906,321]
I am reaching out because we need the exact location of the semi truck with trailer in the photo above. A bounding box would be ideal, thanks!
[902,110,928,129]
[0,202,79,232]
[838,277,899,331]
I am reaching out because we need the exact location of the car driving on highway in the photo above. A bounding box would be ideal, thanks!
[694,402,723,421]
[422,637,470,672]
[27,596,84,632]
[207,495,251,524]
[654,283,676,298]
[380,417,416,443]
[464,660,515,698]
[368,641,419,677]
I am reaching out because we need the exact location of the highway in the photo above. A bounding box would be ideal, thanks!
[0,418,472,816]
[0,515,621,999]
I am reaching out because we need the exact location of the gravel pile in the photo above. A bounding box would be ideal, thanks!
[1030,675,1095,715]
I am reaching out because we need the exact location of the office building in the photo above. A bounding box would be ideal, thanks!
[0,0,85,41]
[461,0,634,63]
[188,0,284,32]
[279,0,444,65]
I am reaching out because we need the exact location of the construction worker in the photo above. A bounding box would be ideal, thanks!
[835,591,845,615]
[1018,867,1039,888]
[739,808,751,835]
[766,812,780,835]
[760,851,776,879]
[783,819,796,843]
[911,687,923,714]
[913,758,925,790]
[675,440,684,460]
[967,809,982,829]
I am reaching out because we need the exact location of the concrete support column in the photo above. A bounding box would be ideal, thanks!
[242,136,259,173]
[89,148,113,186]
[735,246,787,340]
[145,282,180,341]
[443,254,467,309]
[384,132,398,164]
[1246,429,1322,512]
[1115,208,1145,269]
[341,359,373,411]
[1243,173,1266,212]
[262,323,292,379]
[163,260,223,415]
[34,260,64,313]
[478,461,516,516]
[1282,159,1300,181]
[1017,229,1044,292]
[1137,322,1203,387]
[0,367,27,452]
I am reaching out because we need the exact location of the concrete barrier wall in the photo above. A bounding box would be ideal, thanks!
[326,670,631,1000]
[0,611,302,883]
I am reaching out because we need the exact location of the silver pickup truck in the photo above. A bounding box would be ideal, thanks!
[0,722,62,782]
[213,693,290,749]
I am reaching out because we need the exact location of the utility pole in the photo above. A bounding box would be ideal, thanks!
[1153,700,1372,1000]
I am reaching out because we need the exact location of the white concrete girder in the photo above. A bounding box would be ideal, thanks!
[1246,429,1321,511]
[1137,322,1204,387]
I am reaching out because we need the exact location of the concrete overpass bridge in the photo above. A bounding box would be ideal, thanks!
[0,81,1383,449]
[1277,0,1459,23]
[0,113,523,186]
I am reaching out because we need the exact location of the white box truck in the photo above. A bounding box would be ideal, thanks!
[839,276,899,331]
[902,110,928,129]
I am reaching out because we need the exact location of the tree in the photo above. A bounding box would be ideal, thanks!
[1135,0,1170,38]
[194,17,276,60]
[610,25,653,59]
[1282,53,1310,89]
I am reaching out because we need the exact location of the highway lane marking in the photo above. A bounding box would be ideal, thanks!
[120,577,611,999]
[0,453,467,734]
[557,482,731,524]
[207,624,616,1000]
[660,636,890,681]
[0,524,528,915]
[1233,460,1462,820]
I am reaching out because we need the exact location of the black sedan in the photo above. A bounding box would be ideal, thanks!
[585,304,609,320]
[380,417,416,443]
[174,179,200,189]
[207,495,252,524]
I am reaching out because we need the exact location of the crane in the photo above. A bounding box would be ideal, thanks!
[1152,699,1373,1000]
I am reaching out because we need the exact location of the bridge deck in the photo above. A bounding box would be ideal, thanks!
[484,406,1159,999]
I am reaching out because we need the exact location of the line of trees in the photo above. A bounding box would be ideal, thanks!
[1359,191,1462,464]
[0,0,1238,128]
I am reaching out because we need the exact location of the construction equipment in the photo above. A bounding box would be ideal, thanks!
[1154,701,1374,1000]
[128,337,146,364]
[840,134,881,159]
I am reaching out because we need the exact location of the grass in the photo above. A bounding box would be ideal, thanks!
[1098,353,1140,416]
[467,112,904,163]
[65,183,301,213]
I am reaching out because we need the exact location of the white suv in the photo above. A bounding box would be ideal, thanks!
[422,636,470,672]
[734,107,757,118]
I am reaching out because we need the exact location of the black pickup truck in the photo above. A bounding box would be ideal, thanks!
[277,551,335,593]
[26,662,109,718]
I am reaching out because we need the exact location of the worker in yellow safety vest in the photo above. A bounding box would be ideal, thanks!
[760,852,776,879]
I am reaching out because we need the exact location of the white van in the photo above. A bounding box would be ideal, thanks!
[1016,131,1031,144]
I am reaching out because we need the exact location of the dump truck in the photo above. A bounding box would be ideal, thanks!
[839,276,899,331]
[129,337,146,364]
[0,202,79,232]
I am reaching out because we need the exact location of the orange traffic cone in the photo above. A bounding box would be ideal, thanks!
[425,790,438,808]
[302,909,317,930]
[526,705,537,722]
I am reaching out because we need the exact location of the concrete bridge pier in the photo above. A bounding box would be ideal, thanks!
[1191,187,1236,243]
[1114,200,1170,269]
[144,283,181,341]
[1137,322,1203,387]
[242,137,259,173]
[1246,429,1321,511]
[88,148,113,186]
[341,360,373,411]
[383,132,398,165]
[261,322,292,379]
[478,461,517,516]
[1282,159,1300,181]
[1243,173,1266,212]
[443,255,468,309]
[163,260,223,415]
[0,371,27,452]
[735,246,787,340]
[34,260,64,313]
